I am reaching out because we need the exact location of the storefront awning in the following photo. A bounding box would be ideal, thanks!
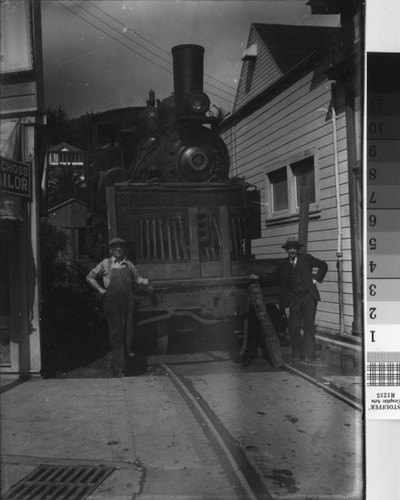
[0,120,23,221]
[0,119,21,158]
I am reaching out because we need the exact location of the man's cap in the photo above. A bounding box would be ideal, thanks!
[108,237,127,247]
[282,236,303,250]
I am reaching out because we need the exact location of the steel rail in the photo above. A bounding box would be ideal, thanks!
[162,362,272,500]
[163,350,362,412]
[283,362,363,412]
[200,349,362,412]
[145,351,362,499]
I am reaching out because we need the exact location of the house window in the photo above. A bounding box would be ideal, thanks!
[59,152,69,164]
[265,152,319,221]
[269,167,288,212]
[49,153,58,163]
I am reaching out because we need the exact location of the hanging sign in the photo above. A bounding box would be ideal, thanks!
[0,155,32,199]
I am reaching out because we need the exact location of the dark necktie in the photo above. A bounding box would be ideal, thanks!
[291,259,296,268]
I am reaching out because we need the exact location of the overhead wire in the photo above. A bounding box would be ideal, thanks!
[88,0,238,93]
[57,1,172,74]
[77,0,236,100]
[56,0,235,104]
[88,0,172,57]
[73,1,173,68]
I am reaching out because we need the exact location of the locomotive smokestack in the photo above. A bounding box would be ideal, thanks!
[171,44,205,109]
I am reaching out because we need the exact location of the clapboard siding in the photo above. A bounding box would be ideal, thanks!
[231,119,346,173]
[231,72,348,152]
[222,48,356,334]
[233,108,348,167]
[234,91,332,154]
[234,133,348,176]
[234,29,282,111]
[235,59,331,122]
[0,82,38,115]
[318,281,355,295]
[239,85,332,140]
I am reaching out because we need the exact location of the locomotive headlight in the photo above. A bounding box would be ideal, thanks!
[171,125,229,182]
[184,92,210,115]
[186,149,208,170]
[179,146,212,180]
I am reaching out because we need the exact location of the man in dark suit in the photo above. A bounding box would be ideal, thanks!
[278,237,328,363]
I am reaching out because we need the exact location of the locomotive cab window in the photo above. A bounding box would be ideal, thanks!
[265,151,320,223]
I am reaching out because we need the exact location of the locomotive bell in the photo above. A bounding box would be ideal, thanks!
[138,91,159,138]
[171,44,210,114]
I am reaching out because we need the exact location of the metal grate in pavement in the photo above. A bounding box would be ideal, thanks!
[4,464,115,500]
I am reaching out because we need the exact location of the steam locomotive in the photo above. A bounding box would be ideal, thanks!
[129,45,229,183]
[99,45,282,363]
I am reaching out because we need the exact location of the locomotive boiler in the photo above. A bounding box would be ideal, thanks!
[129,45,230,183]
[104,45,282,364]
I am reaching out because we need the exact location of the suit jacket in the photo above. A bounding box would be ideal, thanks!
[278,253,328,310]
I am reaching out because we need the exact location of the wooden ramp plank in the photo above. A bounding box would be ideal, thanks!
[248,282,283,368]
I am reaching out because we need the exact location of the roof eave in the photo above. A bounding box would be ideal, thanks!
[48,197,88,212]
[221,45,331,131]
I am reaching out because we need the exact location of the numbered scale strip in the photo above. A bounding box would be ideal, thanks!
[366,53,400,419]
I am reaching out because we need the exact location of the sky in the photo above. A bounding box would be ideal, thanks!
[41,0,340,118]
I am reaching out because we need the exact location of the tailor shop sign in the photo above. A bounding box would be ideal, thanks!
[0,155,32,200]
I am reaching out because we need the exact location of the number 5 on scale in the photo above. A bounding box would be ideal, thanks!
[369,238,376,251]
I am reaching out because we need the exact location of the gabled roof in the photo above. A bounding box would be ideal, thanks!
[49,142,83,153]
[48,197,88,212]
[227,22,339,123]
[253,23,338,75]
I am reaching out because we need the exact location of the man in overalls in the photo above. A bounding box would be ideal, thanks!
[87,237,150,376]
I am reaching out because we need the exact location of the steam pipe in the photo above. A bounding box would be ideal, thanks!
[331,99,343,258]
[331,85,345,336]
[319,81,344,335]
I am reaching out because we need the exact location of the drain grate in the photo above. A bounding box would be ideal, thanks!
[4,464,115,500]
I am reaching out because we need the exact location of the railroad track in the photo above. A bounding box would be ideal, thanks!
[160,360,270,500]
[1,346,362,500]
[149,347,362,500]
[159,347,362,410]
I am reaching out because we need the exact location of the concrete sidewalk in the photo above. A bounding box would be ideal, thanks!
[0,335,362,499]
[0,374,235,500]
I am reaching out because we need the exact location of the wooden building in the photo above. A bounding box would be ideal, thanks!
[0,0,45,373]
[48,142,85,170]
[47,198,89,263]
[220,2,363,337]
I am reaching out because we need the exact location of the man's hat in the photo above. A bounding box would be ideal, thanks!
[282,236,303,250]
[108,237,127,247]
